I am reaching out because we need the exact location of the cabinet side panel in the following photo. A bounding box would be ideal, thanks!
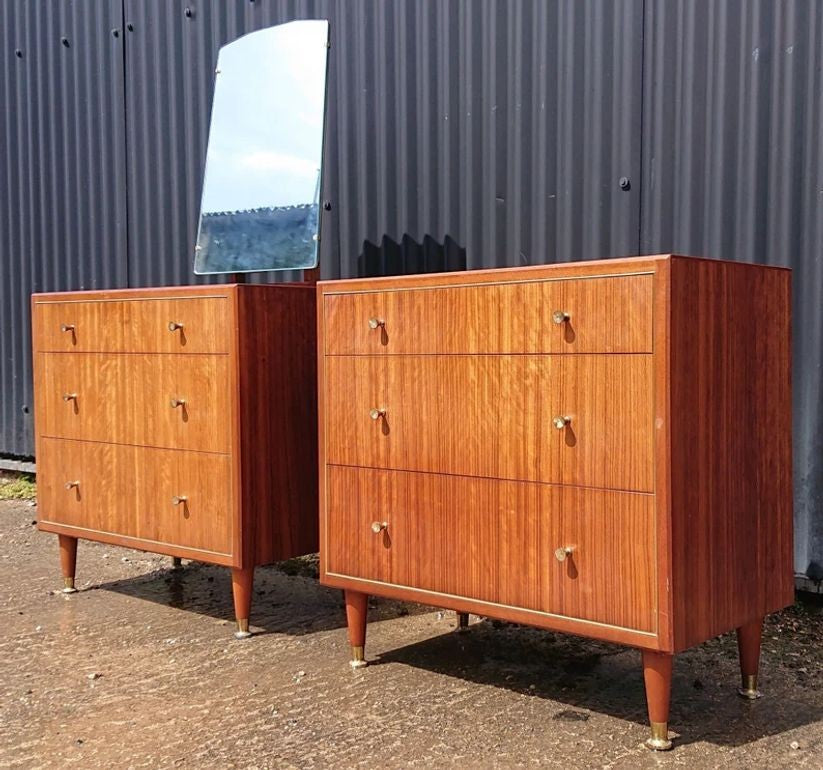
[670,258,793,651]
[238,286,318,565]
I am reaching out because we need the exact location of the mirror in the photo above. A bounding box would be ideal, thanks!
[193,20,330,275]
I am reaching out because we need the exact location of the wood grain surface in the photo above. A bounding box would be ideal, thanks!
[33,295,231,354]
[33,283,318,577]
[668,256,793,651]
[37,437,232,554]
[319,254,793,658]
[326,466,656,633]
[324,274,653,355]
[325,354,654,492]
[38,352,231,453]
[235,285,318,565]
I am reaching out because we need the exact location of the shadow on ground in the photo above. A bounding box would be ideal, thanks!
[371,597,823,750]
[94,556,432,636]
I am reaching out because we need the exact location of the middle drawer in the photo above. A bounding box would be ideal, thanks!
[38,352,231,453]
[325,354,654,493]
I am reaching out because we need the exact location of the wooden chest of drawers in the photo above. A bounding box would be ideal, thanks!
[317,255,793,749]
[32,284,317,637]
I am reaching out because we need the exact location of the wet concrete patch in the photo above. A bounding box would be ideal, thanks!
[1,500,821,768]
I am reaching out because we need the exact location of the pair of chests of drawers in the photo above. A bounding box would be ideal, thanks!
[321,273,658,634]
[32,296,233,556]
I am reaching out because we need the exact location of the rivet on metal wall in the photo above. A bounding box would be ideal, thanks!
[15,49,23,58]
[112,29,120,38]
[323,200,332,211]
[127,23,134,32]
[184,7,194,19]
[61,37,70,48]
[619,176,631,191]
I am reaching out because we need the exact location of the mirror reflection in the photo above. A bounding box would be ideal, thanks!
[194,20,330,274]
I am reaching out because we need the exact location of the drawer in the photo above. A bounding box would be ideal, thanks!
[325,466,656,633]
[33,296,230,354]
[37,438,233,555]
[324,274,653,355]
[325,354,654,493]
[38,352,231,453]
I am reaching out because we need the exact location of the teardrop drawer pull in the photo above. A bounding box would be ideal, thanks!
[554,546,574,562]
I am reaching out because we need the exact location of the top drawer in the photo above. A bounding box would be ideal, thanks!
[324,274,653,355]
[33,296,230,354]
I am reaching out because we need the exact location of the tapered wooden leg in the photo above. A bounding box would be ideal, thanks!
[58,535,78,593]
[737,617,764,699]
[642,650,674,750]
[231,567,254,639]
[456,611,470,632]
[345,590,368,668]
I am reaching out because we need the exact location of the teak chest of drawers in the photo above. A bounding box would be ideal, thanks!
[32,284,317,637]
[317,255,793,749]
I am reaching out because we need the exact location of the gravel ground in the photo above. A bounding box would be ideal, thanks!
[1,499,821,769]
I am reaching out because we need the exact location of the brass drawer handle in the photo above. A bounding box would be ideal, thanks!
[170,398,187,408]
[60,323,75,333]
[368,317,385,330]
[371,521,388,534]
[552,310,570,325]
[172,495,188,506]
[369,408,386,421]
[62,392,78,402]
[554,546,574,562]
[168,321,184,332]
[552,415,571,430]
[65,480,80,490]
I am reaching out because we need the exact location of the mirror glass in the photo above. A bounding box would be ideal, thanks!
[193,20,330,274]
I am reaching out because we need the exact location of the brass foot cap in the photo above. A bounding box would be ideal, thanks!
[738,675,762,700]
[645,723,673,751]
[645,736,673,751]
[62,578,77,594]
[350,645,367,668]
[234,619,252,639]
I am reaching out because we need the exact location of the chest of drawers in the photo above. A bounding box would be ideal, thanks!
[317,255,793,749]
[32,284,317,637]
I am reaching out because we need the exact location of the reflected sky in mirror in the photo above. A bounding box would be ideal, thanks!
[194,20,329,274]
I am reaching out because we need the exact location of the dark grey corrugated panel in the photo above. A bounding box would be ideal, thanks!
[122,0,642,285]
[641,0,823,578]
[2,1,820,578]
[0,0,127,457]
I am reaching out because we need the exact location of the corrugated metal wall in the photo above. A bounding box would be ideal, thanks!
[640,0,823,581]
[1,0,128,456]
[1,1,820,577]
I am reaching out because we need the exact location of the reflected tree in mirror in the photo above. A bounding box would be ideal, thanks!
[194,20,330,274]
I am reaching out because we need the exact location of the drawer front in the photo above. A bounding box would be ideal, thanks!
[325,354,654,493]
[325,466,656,633]
[37,438,232,554]
[38,353,231,453]
[324,274,653,355]
[33,297,230,354]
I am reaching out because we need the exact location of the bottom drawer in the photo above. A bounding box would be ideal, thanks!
[37,438,232,555]
[325,466,656,633]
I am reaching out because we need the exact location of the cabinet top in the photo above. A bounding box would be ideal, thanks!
[318,253,790,294]
[31,282,314,303]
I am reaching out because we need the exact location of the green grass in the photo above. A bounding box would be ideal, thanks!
[0,472,37,501]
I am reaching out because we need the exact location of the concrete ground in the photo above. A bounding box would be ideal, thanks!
[1,500,821,769]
